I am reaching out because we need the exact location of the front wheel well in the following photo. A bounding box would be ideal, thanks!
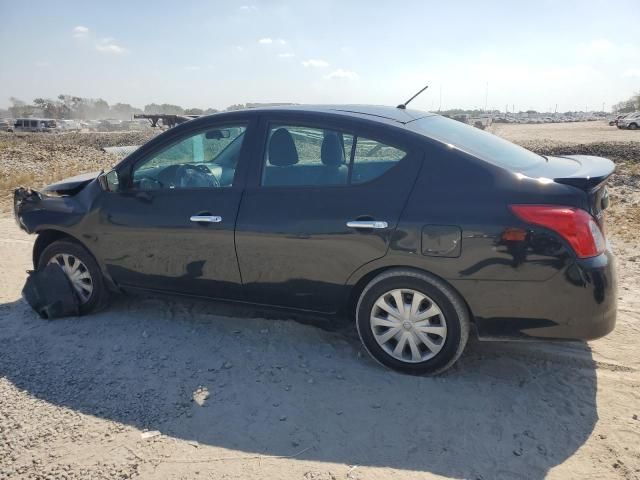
[346,266,475,324]
[32,230,80,268]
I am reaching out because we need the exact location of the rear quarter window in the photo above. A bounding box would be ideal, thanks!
[412,116,544,170]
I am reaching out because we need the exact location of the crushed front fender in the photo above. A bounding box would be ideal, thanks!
[13,182,94,234]
[14,187,43,233]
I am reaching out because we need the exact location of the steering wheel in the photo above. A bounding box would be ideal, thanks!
[138,176,163,190]
[176,164,220,189]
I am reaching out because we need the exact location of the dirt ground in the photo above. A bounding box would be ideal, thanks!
[1,122,639,480]
[491,120,639,144]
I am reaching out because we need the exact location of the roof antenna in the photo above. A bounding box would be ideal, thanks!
[397,83,429,110]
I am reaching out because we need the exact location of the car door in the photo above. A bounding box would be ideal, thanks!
[93,118,256,300]
[235,114,423,312]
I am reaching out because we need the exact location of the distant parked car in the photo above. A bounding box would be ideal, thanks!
[609,115,625,126]
[617,112,640,130]
[13,118,57,133]
[58,120,82,132]
[14,105,617,375]
[97,119,123,132]
[0,119,11,132]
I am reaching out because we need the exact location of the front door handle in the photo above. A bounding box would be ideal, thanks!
[346,220,388,229]
[190,215,222,223]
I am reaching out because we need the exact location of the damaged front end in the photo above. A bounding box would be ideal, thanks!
[14,187,43,232]
[14,171,102,234]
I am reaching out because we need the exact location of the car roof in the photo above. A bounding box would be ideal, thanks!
[222,104,437,126]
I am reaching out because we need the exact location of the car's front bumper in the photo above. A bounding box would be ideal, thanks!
[454,249,617,341]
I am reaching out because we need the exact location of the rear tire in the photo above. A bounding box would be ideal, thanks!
[629,123,638,130]
[37,240,109,315]
[356,269,470,375]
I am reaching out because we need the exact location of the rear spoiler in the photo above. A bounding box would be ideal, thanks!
[552,155,615,191]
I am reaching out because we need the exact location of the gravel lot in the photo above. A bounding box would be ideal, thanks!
[1,122,639,480]
[491,121,639,144]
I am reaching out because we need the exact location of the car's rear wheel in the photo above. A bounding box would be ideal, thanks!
[629,123,638,130]
[37,240,108,315]
[356,269,469,375]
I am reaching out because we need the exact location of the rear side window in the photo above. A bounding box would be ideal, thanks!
[412,116,544,170]
[263,126,352,186]
[352,137,407,184]
[262,124,406,187]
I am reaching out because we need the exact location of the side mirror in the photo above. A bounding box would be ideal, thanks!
[98,170,120,192]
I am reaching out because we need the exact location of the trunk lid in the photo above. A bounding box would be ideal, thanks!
[520,155,614,225]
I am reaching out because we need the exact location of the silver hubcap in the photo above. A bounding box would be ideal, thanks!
[370,289,447,363]
[48,254,93,303]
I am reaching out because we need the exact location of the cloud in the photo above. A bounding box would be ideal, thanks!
[240,5,257,11]
[72,26,89,38]
[624,68,640,78]
[278,53,295,58]
[258,37,286,47]
[325,69,359,80]
[302,59,329,68]
[589,39,614,53]
[96,38,128,54]
[185,66,201,71]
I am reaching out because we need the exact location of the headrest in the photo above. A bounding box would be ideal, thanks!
[268,128,299,166]
[321,132,345,167]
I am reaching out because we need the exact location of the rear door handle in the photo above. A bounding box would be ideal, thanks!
[190,215,222,223]
[346,220,388,229]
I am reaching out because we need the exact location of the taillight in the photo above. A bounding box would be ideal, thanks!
[510,205,605,258]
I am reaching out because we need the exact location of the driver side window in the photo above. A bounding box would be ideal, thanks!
[132,125,246,190]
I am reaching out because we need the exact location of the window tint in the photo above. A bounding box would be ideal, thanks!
[351,137,407,184]
[132,125,246,190]
[411,115,544,170]
[262,125,353,186]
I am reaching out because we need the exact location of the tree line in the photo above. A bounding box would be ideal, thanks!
[2,95,230,120]
[613,91,640,113]
[7,91,635,120]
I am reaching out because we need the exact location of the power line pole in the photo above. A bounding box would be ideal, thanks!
[484,82,488,112]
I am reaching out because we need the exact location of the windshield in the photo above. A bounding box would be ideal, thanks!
[411,116,545,170]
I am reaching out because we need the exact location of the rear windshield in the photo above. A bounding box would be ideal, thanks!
[411,116,544,170]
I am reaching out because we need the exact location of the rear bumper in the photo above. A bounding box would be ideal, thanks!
[454,249,617,341]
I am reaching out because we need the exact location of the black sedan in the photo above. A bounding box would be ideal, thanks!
[14,105,617,374]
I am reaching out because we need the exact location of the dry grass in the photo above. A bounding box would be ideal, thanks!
[0,131,156,212]
[605,162,640,242]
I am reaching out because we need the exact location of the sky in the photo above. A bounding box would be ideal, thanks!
[0,0,639,112]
